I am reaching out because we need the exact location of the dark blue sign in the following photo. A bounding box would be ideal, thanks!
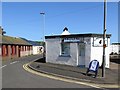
[86,60,99,78]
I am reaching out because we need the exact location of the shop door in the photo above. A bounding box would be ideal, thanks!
[78,43,85,66]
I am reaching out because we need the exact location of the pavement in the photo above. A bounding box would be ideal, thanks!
[27,58,119,87]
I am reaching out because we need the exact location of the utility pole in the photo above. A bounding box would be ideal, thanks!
[102,0,107,78]
[40,12,45,59]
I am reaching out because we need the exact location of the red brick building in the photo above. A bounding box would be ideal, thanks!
[0,27,33,60]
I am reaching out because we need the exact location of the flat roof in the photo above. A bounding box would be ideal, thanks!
[45,33,111,39]
[112,43,120,45]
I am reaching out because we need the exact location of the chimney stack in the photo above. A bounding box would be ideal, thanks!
[61,27,70,35]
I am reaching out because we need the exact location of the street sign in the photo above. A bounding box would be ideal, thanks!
[86,60,99,78]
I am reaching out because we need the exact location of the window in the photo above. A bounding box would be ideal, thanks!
[79,43,85,56]
[61,42,70,56]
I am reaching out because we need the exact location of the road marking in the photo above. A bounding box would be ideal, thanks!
[23,63,119,89]
[10,61,19,65]
[0,65,7,69]
[23,63,107,89]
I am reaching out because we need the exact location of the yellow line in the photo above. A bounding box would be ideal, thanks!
[23,63,119,89]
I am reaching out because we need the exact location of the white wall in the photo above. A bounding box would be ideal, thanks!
[20,50,33,57]
[33,46,43,55]
[110,44,120,54]
[84,37,91,68]
[77,43,85,66]
[46,38,78,66]
[46,38,61,64]
[20,51,28,57]
[46,36,111,68]
[90,37,110,68]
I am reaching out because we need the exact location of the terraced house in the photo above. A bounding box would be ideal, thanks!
[0,26,33,60]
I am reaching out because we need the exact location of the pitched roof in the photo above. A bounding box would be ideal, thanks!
[1,35,32,45]
[20,38,43,46]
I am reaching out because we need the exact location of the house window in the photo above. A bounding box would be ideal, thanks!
[79,43,85,56]
[61,42,70,56]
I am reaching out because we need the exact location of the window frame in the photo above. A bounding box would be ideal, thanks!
[60,42,70,57]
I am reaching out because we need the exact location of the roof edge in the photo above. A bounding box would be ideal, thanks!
[45,33,111,39]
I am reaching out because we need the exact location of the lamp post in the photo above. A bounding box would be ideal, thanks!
[102,0,107,78]
[40,12,45,42]
[40,12,45,59]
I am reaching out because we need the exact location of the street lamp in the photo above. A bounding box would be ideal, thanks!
[40,12,45,42]
[102,0,107,78]
[40,12,45,59]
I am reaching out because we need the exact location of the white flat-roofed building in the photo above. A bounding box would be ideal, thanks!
[110,43,120,54]
[20,38,44,55]
[45,28,111,68]
[33,46,44,55]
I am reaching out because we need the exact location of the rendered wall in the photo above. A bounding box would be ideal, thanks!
[90,37,110,68]
[110,44,120,54]
[84,37,91,68]
[33,46,43,55]
[46,36,111,68]
[46,38,78,66]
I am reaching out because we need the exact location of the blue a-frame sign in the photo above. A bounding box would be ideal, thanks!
[86,60,99,78]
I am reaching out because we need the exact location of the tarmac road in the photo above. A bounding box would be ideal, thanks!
[1,55,102,89]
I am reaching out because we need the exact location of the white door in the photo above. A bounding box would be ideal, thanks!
[78,43,85,66]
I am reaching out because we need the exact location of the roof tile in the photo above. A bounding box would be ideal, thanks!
[1,35,32,45]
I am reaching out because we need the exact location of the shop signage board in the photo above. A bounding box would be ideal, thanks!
[86,60,99,78]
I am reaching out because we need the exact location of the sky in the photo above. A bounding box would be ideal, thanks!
[1,2,118,43]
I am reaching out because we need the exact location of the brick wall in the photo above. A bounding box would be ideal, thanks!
[2,44,33,60]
